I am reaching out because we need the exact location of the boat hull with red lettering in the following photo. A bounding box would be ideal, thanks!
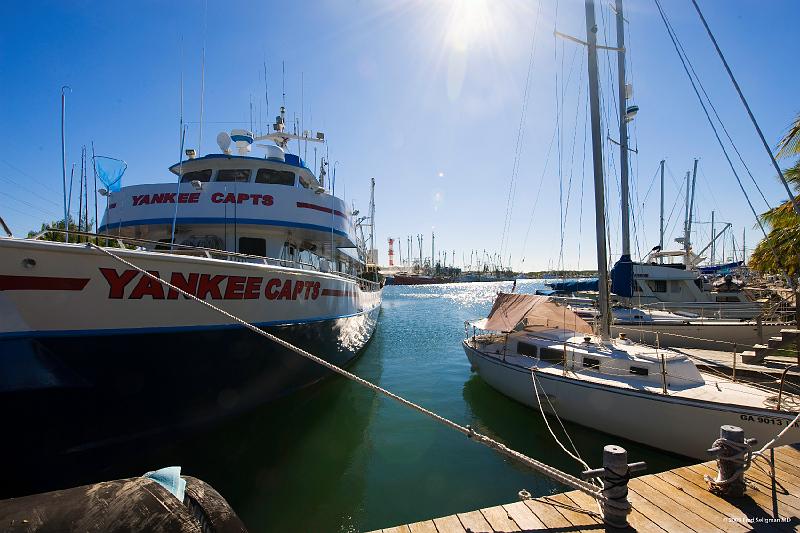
[0,237,381,455]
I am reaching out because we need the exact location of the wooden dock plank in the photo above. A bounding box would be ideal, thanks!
[639,474,736,532]
[369,446,800,533]
[479,504,521,532]
[502,501,546,530]
[456,509,493,533]
[675,465,798,533]
[657,469,752,528]
[432,514,467,533]
[545,493,602,531]
[382,526,411,533]
[628,477,720,533]
[523,497,575,529]
[407,520,438,533]
[775,445,800,463]
[564,489,667,533]
[689,463,800,517]
[627,484,707,533]
[692,461,800,513]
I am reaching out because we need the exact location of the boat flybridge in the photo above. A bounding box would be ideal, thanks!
[0,107,382,458]
[100,122,365,278]
[464,293,799,459]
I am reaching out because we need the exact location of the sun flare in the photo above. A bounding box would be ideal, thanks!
[445,0,492,52]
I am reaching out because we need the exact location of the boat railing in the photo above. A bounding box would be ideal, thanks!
[32,227,382,291]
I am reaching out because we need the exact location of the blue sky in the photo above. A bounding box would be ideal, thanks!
[0,0,797,270]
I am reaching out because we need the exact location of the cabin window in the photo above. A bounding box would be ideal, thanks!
[216,169,251,182]
[539,347,564,364]
[583,357,600,369]
[239,237,266,257]
[255,168,295,186]
[180,169,212,183]
[648,280,667,293]
[517,341,537,357]
[630,366,649,376]
[298,176,311,189]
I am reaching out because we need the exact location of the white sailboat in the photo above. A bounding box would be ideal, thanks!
[463,0,799,460]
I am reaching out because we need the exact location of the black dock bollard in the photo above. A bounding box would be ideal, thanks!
[706,424,756,497]
[582,445,647,529]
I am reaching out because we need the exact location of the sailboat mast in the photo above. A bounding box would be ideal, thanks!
[687,158,698,264]
[615,0,630,259]
[683,170,690,262]
[585,0,611,339]
[659,159,665,261]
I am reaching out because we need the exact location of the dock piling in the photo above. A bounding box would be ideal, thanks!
[706,424,755,497]
[581,444,646,529]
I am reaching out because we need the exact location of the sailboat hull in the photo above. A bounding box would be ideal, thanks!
[464,341,799,460]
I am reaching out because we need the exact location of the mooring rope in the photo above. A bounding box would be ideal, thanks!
[87,243,605,501]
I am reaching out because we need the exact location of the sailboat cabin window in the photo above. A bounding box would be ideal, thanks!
[298,176,311,189]
[539,347,564,364]
[517,341,537,357]
[180,169,213,183]
[216,169,251,182]
[255,168,295,186]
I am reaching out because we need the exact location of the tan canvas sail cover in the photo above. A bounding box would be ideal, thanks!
[483,293,593,334]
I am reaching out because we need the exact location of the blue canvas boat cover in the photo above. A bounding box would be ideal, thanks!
[546,278,599,293]
[697,261,743,275]
[610,255,635,297]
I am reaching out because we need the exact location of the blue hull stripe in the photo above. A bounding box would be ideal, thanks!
[0,308,377,340]
[98,217,348,238]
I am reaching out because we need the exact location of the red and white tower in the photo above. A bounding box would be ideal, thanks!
[388,238,394,266]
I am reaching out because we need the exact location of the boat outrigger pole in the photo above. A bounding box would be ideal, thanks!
[585,0,612,339]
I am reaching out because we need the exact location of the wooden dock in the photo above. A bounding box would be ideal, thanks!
[369,445,800,532]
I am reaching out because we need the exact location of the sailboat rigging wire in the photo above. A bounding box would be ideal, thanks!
[520,127,557,264]
[666,22,769,211]
[689,0,796,215]
[531,370,594,476]
[85,242,605,501]
[653,0,793,285]
[498,3,542,264]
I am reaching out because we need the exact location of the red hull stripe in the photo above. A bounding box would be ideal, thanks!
[0,275,90,291]
[296,202,346,218]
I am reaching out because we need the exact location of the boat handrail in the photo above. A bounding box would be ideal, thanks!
[33,227,382,289]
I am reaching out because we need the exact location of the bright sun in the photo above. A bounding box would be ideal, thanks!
[444,0,493,52]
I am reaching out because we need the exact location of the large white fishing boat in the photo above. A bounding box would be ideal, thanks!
[0,114,382,455]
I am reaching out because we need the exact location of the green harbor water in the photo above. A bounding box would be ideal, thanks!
[64,281,690,531]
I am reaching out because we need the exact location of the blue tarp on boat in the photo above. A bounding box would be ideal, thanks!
[610,254,635,297]
[697,261,743,275]
[546,278,599,293]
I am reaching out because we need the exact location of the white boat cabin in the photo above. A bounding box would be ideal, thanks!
[99,129,364,275]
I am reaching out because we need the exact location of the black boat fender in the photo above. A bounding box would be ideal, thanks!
[0,470,247,533]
